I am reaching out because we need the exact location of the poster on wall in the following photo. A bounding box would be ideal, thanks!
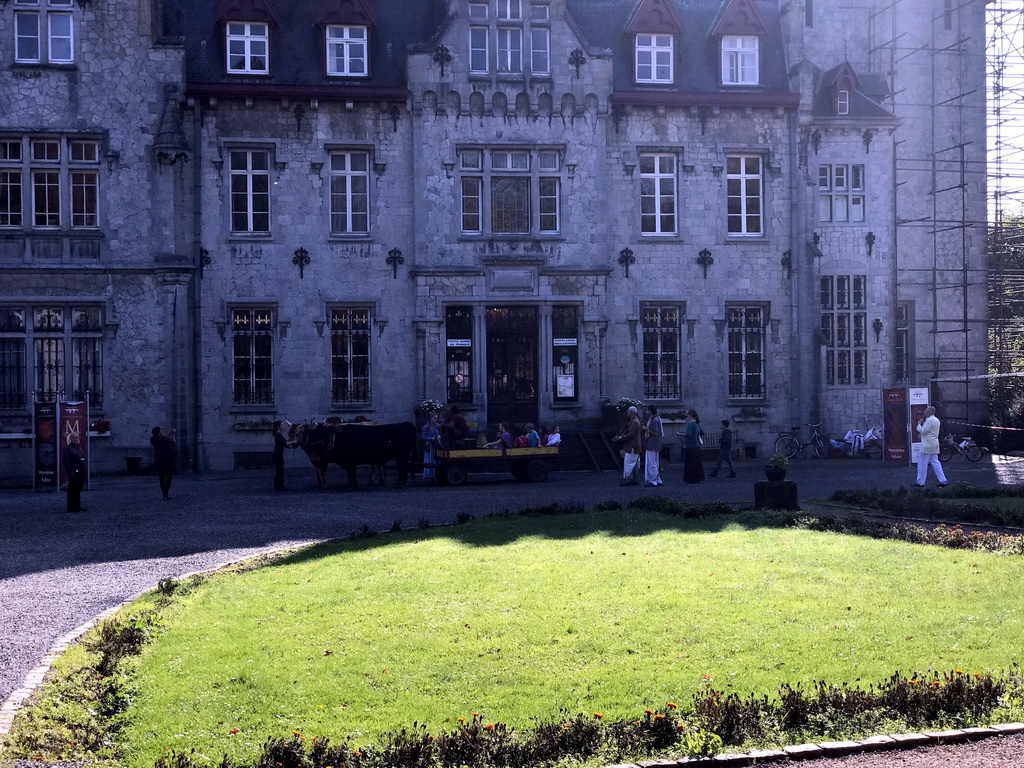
[908,387,930,465]
[882,387,909,464]
[58,400,90,489]
[33,401,58,489]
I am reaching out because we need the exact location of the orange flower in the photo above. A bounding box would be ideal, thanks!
[931,680,942,687]
[702,674,713,681]
[666,701,677,709]
[458,718,466,724]
[909,679,920,685]
[644,708,654,715]
[485,723,495,731]
[593,712,604,719]
[654,714,666,720]
[954,669,964,675]
[228,729,240,735]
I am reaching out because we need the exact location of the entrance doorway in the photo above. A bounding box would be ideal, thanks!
[486,306,538,429]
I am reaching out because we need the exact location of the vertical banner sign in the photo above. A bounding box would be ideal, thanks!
[908,387,930,466]
[33,401,58,489]
[882,387,909,464]
[58,401,90,489]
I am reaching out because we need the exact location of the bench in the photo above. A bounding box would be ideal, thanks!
[668,429,746,461]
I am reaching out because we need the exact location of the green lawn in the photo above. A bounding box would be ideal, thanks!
[121,509,1024,766]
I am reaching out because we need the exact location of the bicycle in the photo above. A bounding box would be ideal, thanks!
[939,434,986,463]
[774,422,829,459]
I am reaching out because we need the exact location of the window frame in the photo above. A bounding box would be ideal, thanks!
[818,163,865,223]
[325,25,368,77]
[0,304,104,413]
[231,307,275,406]
[726,304,767,400]
[634,33,674,84]
[14,0,75,65]
[445,305,474,404]
[225,21,269,75]
[328,306,372,406]
[458,146,563,237]
[641,303,682,400]
[821,275,868,386]
[639,151,677,236]
[726,154,763,237]
[551,304,579,402]
[327,149,370,236]
[228,148,272,235]
[0,135,100,232]
[468,0,549,77]
[721,35,759,86]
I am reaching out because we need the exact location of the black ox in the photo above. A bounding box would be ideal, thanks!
[287,421,416,490]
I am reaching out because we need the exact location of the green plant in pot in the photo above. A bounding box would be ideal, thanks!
[765,452,789,481]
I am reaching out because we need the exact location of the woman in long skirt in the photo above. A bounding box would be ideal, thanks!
[421,413,440,479]
[682,409,705,484]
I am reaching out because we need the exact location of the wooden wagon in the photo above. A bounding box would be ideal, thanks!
[431,444,559,485]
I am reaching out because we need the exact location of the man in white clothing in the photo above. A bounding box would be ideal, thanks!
[915,406,948,487]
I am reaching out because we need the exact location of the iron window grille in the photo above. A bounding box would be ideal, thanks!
[0,305,102,411]
[232,307,275,405]
[727,305,766,399]
[445,305,474,403]
[641,303,681,399]
[330,307,371,404]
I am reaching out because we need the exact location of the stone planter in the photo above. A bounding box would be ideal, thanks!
[765,465,786,482]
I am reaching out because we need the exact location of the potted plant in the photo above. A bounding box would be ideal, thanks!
[765,452,789,481]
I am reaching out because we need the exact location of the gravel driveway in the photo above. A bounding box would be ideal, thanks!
[2,454,1023,766]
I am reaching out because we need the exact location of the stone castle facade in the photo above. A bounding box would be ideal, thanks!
[0,0,988,479]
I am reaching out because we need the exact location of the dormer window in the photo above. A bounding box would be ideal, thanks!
[226,21,269,74]
[635,34,673,84]
[721,35,758,85]
[837,89,850,115]
[326,25,367,76]
[14,0,74,65]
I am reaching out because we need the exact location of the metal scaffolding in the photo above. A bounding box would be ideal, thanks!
[987,0,1024,445]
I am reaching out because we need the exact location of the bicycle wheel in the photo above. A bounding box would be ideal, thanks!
[965,445,984,462]
[939,444,954,462]
[813,436,829,458]
[775,435,800,458]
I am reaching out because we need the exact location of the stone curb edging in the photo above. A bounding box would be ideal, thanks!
[605,723,1024,767]
[0,546,321,738]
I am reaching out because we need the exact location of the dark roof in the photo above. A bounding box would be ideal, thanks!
[162,0,447,99]
[569,0,792,96]
[812,62,894,118]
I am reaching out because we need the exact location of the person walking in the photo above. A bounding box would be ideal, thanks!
[915,405,948,487]
[680,409,705,484]
[612,405,642,485]
[643,405,664,486]
[150,426,178,500]
[708,419,736,478]
[62,432,87,513]
[272,420,287,491]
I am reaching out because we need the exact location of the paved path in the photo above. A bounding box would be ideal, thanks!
[2,453,1022,758]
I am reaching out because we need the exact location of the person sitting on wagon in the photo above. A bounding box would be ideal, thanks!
[485,422,513,449]
[440,406,468,448]
[525,423,540,447]
[546,426,561,446]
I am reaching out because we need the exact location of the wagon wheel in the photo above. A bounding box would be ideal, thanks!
[444,462,468,486]
[525,459,548,483]
[511,460,527,481]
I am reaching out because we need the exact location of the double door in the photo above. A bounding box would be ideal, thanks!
[485,306,538,428]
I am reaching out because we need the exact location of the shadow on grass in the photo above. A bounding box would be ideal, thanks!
[264,500,796,568]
